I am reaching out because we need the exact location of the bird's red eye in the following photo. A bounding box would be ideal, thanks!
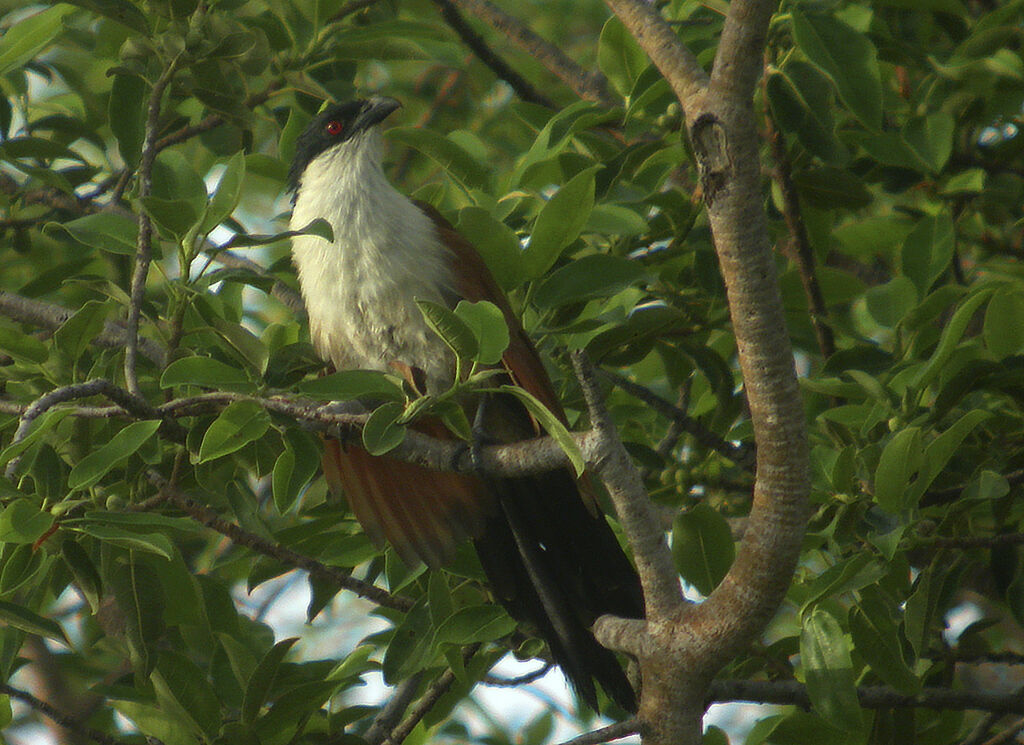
[326,120,344,136]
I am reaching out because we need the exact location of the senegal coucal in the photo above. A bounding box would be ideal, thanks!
[287,96,644,711]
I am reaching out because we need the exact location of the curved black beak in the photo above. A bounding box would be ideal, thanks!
[352,96,402,134]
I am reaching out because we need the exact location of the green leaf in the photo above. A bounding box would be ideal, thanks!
[160,356,254,390]
[109,74,146,167]
[152,651,221,739]
[0,321,48,363]
[139,196,199,238]
[865,276,918,328]
[671,504,735,596]
[0,5,75,77]
[901,214,954,297]
[242,637,298,723]
[70,524,175,560]
[296,370,405,401]
[907,410,991,505]
[65,421,159,491]
[0,500,54,544]
[984,287,1024,359]
[62,0,150,32]
[0,409,71,472]
[456,206,523,290]
[598,16,649,97]
[272,430,318,513]
[362,401,407,456]
[913,287,994,391]
[0,599,68,645]
[198,401,271,463]
[534,254,646,309]
[54,300,112,365]
[46,211,139,254]
[873,427,923,512]
[903,112,955,174]
[113,700,199,745]
[766,62,847,163]
[453,300,509,365]
[67,420,162,490]
[792,166,872,209]
[801,608,864,732]
[387,126,489,190]
[202,152,246,234]
[220,218,334,249]
[523,166,600,279]
[498,386,585,477]
[435,605,517,645]
[849,604,919,694]
[61,540,102,614]
[791,9,882,130]
[416,300,478,360]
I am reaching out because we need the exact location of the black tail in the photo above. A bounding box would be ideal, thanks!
[474,470,644,712]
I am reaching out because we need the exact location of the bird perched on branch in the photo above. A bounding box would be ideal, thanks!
[287,96,644,711]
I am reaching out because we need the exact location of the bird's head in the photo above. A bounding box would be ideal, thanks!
[287,96,402,198]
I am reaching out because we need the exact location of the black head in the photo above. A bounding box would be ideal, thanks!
[287,96,402,196]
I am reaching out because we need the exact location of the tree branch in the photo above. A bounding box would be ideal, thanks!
[598,367,754,468]
[708,679,1024,714]
[149,478,415,612]
[445,0,615,106]
[430,0,556,108]
[126,58,180,396]
[602,0,709,108]
[0,682,132,745]
[555,718,641,745]
[379,645,481,745]
[0,291,167,365]
[363,675,425,745]
[572,350,685,622]
[765,105,836,360]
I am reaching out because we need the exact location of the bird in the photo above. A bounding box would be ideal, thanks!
[287,96,644,712]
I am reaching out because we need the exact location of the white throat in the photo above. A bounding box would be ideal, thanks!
[289,130,457,390]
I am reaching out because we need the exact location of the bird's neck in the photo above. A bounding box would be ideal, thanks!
[288,135,457,389]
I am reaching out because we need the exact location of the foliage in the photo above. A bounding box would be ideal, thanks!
[0,0,1023,743]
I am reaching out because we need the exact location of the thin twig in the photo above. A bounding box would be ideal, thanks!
[482,661,553,687]
[430,0,556,108]
[446,0,615,106]
[154,83,281,152]
[598,367,754,468]
[0,291,167,365]
[555,718,640,745]
[0,682,132,745]
[125,58,180,396]
[920,532,1024,550]
[976,717,1024,745]
[150,477,414,612]
[707,679,1024,714]
[764,103,835,360]
[363,675,425,745]
[380,645,481,745]
[4,379,176,479]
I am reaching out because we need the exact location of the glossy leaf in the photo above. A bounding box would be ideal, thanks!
[498,385,585,476]
[197,401,271,463]
[791,9,882,130]
[453,300,509,365]
[67,420,162,490]
[671,503,735,596]
[801,608,864,732]
[523,166,600,279]
[242,637,299,723]
[362,401,407,456]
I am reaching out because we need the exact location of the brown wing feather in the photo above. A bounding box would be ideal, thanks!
[419,202,600,511]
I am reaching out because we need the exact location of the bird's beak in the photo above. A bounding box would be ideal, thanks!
[352,97,402,134]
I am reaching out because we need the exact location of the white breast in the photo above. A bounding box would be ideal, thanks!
[289,131,457,392]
